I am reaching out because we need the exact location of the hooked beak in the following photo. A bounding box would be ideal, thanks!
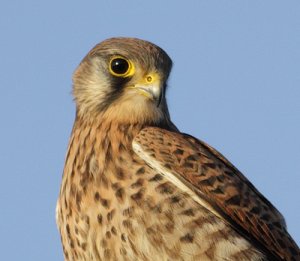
[129,73,163,107]
[134,84,162,107]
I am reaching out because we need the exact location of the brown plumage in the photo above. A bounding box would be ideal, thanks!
[57,37,300,261]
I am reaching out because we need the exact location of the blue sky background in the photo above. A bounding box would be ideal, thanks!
[0,1,299,260]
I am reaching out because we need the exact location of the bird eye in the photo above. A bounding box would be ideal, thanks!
[109,57,133,77]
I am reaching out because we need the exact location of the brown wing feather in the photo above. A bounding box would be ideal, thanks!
[133,127,300,261]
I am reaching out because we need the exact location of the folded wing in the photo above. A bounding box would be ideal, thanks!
[133,127,300,261]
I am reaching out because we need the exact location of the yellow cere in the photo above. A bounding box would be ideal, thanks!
[145,73,160,84]
[125,72,161,100]
[146,76,153,82]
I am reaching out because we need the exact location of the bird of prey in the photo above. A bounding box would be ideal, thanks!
[56,37,300,261]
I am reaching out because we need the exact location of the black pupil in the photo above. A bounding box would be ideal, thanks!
[111,58,129,75]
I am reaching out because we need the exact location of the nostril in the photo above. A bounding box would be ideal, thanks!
[146,76,153,83]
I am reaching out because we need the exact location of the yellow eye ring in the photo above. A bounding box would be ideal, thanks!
[109,56,134,77]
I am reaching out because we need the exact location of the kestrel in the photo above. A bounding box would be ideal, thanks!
[57,37,300,261]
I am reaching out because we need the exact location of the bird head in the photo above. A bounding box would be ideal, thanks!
[73,37,173,125]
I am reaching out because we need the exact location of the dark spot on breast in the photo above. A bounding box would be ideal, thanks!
[94,192,110,208]
[101,239,107,248]
[79,167,91,190]
[111,182,120,190]
[165,222,175,233]
[131,188,144,201]
[97,214,102,225]
[156,182,174,194]
[149,174,163,182]
[105,149,112,163]
[181,208,195,216]
[170,195,181,204]
[123,207,134,217]
[122,219,132,229]
[84,215,90,225]
[81,242,87,251]
[94,192,100,202]
[106,231,111,239]
[131,178,144,188]
[99,175,109,189]
[180,233,194,243]
[107,209,115,222]
[136,167,145,175]
[118,124,130,133]
[101,198,110,209]
[119,142,126,151]
[115,187,125,202]
[66,224,71,235]
[146,227,156,235]
[111,226,117,235]
[75,191,82,210]
[115,169,125,180]
[121,233,126,242]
